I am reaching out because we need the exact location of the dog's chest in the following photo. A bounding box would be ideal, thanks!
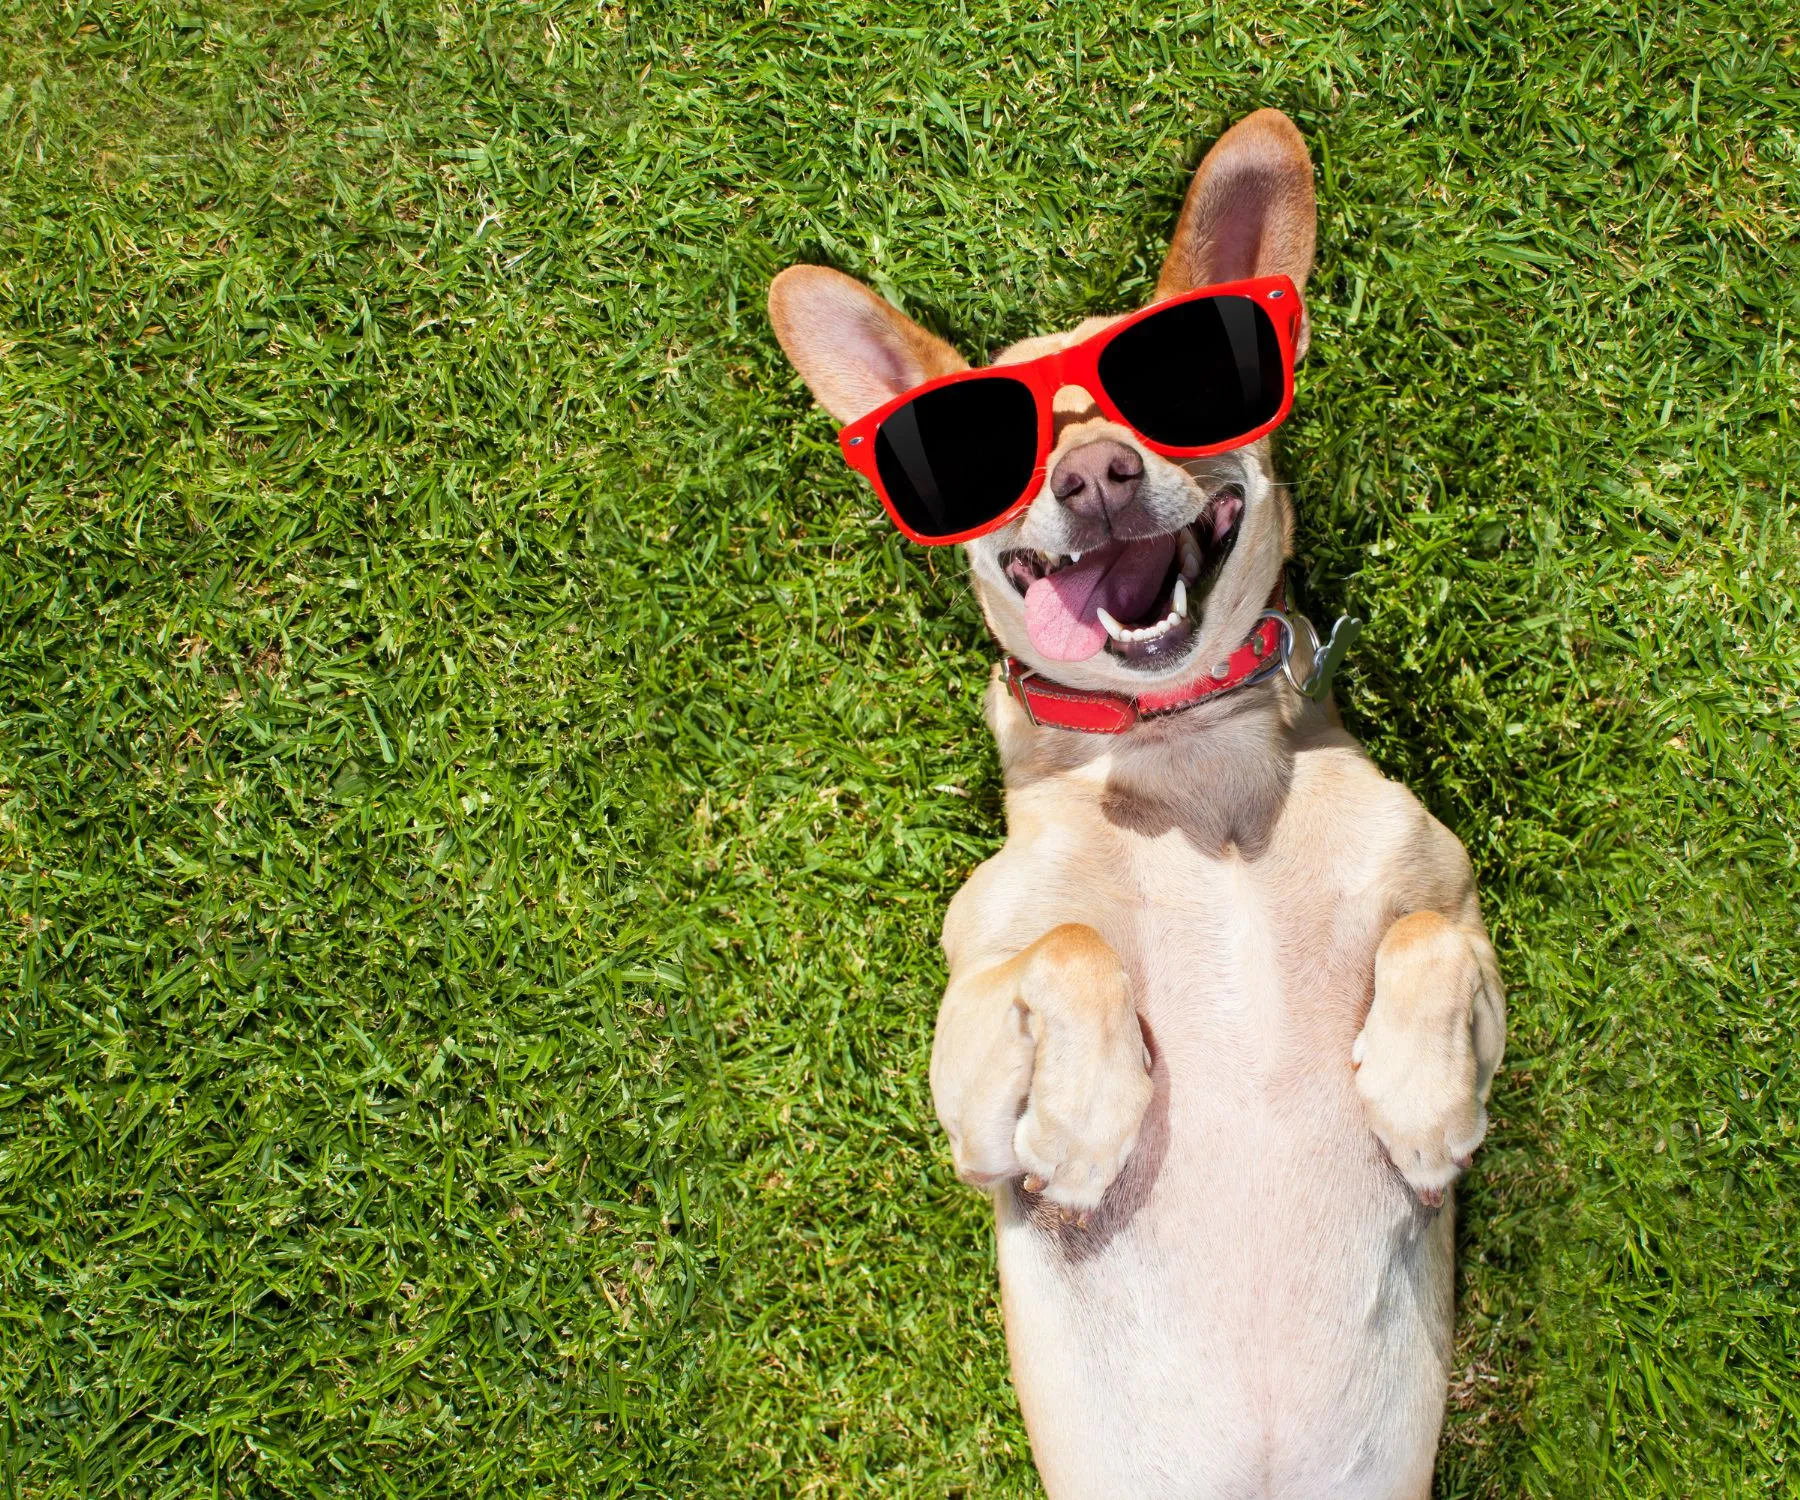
[1111,827,1367,1078]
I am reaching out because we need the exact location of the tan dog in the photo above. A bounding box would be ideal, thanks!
[769,110,1505,1499]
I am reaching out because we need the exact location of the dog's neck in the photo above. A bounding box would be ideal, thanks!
[987,662,1324,859]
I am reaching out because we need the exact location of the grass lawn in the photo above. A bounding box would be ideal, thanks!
[3,0,1797,1494]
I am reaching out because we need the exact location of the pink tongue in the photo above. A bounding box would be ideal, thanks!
[1023,534,1178,661]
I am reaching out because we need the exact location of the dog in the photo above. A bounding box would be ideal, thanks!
[767,109,1505,1499]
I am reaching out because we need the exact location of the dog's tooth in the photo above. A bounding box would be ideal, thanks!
[1097,608,1128,643]
[1180,533,1201,581]
[1157,606,1185,639]
[1071,551,1082,564]
[1173,577,1188,618]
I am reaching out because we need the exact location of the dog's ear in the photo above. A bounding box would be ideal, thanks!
[768,266,967,425]
[1156,110,1317,355]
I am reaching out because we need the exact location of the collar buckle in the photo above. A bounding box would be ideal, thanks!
[1002,657,1043,727]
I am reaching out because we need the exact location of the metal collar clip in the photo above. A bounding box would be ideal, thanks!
[1255,610,1364,701]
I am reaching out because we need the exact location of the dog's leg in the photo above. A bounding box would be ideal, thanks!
[1352,911,1506,1206]
[929,924,1152,1213]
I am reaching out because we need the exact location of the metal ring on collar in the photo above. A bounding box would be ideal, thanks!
[1254,609,1363,701]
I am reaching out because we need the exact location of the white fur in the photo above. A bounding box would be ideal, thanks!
[934,702,1504,1498]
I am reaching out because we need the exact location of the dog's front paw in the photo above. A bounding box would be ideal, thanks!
[1011,927,1153,1214]
[1013,1057,1151,1216]
[1354,912,1496,1208]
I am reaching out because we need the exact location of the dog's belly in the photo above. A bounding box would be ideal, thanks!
[996,862,1454,1500]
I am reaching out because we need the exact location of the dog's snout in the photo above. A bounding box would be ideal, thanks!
[1052,440,1143,521]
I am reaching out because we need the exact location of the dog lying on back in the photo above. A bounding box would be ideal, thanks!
[769,109,1505,1499]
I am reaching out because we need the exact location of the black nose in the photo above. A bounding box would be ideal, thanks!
[1051,439,1143,522]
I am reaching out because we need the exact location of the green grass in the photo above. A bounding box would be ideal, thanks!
[1,1,1796,1494]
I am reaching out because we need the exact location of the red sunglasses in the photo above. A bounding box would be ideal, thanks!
[838,275,1302,545]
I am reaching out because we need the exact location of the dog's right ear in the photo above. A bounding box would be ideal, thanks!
[767,266,967,425]
[1156,110,1318,357]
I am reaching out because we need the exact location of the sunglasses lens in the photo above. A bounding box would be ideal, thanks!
[1096,294,1285,448]
[874,376,1039,540]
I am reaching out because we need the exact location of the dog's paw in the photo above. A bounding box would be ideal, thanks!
[1010,928,1154,1213]
[1013,1047,1152,1214]
[1353,913,1491,1208]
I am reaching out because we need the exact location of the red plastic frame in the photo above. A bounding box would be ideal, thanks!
[837,274,1302,545]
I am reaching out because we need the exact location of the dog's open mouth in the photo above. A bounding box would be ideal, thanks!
[998,488,1244,666]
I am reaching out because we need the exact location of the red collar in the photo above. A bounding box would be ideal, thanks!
[1000,583,1353,734]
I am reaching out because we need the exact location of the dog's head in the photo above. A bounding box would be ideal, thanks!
[768,110,1316,697]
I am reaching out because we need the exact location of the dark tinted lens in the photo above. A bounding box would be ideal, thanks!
[1096,295,1284,448]
[873,377,1039,539]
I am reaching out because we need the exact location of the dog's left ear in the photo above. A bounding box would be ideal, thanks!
[1156,110,1318,358]
[767,265,967,425]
